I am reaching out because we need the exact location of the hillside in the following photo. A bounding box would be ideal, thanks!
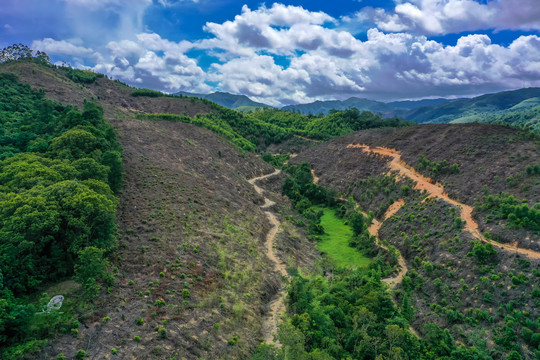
[175,91,272,110]
[0,60,321,359]
[405,88,540,124]
[293,123,540,358]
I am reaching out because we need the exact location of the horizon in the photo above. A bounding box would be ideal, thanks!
[1,0,540,106]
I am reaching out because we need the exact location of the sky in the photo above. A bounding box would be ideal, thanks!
[1,0,540,107]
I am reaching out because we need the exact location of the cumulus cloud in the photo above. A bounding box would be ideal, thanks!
[199,3,336,57]
[27,2,540,105]
[96,33,209,93]
[347,0,540,36]
[203,5,540,104]
[31,38,94,56]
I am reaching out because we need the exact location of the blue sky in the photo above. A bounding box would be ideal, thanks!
[1,0,540,106]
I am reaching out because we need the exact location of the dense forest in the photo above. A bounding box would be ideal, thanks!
[0,72,122,357]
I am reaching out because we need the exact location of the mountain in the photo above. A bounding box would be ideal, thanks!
[282,97,398,115]
[175,90,272,110]
[404,87,540,123]
[387,97,457,110]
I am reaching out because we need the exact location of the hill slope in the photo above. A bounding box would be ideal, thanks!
[0,60,322,359]
[292,123,540,358]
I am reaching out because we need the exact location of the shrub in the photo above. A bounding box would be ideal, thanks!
[157,326,167,339]
[228,335,239,345]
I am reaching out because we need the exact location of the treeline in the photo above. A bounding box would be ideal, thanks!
[0,73,122,356]
[1,44,104,86]
[478,106,540,134]
[142,107,412,152]
[247,108,413,142]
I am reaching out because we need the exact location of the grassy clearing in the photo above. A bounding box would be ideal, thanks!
[316,208,371,269]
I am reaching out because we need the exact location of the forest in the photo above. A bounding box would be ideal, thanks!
[0,72,122,357]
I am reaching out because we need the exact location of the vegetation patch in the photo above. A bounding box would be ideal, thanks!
[316,208,371,269]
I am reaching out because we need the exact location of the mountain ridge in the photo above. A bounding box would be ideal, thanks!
[175,90,272,110]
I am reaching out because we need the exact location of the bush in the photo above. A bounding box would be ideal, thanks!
[157,326,167,339]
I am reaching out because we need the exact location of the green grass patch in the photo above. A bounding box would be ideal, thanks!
[316,208,371,269]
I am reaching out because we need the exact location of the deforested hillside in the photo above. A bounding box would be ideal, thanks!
[0,59,321,359]
[3,54,540,360]
[295,123,540,250]
[38,115,315,359]
[292,123,540,359]
[0,60,214,117]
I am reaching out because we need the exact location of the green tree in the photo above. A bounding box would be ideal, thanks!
[74,247,108,300]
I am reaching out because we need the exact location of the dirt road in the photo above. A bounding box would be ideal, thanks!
[248,170,287,345]
[347,144,540,259]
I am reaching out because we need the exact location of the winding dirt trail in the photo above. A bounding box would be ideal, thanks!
[347,144,540,260]
[359,199,421,337]
[248,169,288,345]
[365,199,408,287]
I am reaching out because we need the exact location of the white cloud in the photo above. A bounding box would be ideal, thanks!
[96,33,209,93]
[347,0,540,36]
[199,3,336,57]
[31,38,94,56]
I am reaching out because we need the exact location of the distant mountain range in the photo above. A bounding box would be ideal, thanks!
[282,97,400,116]
[403,88,540,123]
[176,88,540,130]
[175,91,271,110]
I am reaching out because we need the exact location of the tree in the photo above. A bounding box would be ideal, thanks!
[101,151,123,192]
[349,212,366,235]
[51,129,100,160]
[74,247,108,300]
